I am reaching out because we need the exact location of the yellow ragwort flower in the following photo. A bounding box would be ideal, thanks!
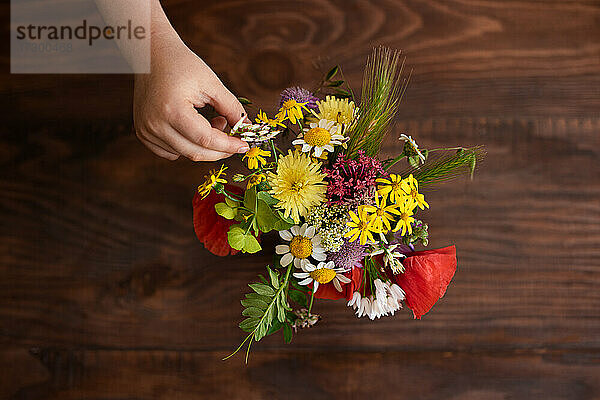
[276,99,309,125]
[401,174,429,210]
[362,194,400,234]
[247,173,266,189]
[393,201,415,236]
[243,147,270,170]
[376,174,407,204]
[345,207,377,245]
[197,165,227,199]
[267,150,327,223]
[255,109,286,128]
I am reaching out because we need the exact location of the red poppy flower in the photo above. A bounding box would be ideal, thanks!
[192,185,244,256]
[391,245,457,319]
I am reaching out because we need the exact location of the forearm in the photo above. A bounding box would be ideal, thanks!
[94,0,180,71]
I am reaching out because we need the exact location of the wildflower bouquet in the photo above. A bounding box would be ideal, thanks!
[193,48,485,362]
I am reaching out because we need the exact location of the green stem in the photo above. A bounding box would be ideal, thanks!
[222,190,243,202]
[384,154,407,171]
[427,146,466,153]
[269,139,279,164]
[308,290,315,314]
[222,332,253,361]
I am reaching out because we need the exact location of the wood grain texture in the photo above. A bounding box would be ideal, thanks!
[1,0,599,399]
[2,348,600,400]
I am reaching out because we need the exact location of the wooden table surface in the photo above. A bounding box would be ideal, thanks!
[1,1,599,399]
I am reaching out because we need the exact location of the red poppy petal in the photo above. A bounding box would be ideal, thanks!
[392,245,457,319]
[192,184,244,257]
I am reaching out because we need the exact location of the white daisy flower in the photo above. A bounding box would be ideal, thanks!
[232,117,281,144]
[276,223,326,269]
[293,119,346,158]
[293,261,351,293]
[399,133,425,163]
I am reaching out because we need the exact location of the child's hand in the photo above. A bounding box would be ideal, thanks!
[133,35,249,161]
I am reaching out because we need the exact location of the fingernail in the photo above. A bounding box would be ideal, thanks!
[237,145,249,153]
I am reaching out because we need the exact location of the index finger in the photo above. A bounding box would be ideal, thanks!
[170,107,249,154]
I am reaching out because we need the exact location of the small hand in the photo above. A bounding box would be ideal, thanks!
[133,37,249,161]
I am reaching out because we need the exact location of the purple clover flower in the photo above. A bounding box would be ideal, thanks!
[327,238,368,271]
[279,87,319,110]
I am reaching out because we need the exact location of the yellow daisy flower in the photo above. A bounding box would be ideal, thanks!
[401,174,429,210]
[247,173,266,189]
[393,202,415,236]
[243,147,270,170]
[276,99,309,125]
[345,207,377,245]
[267,150,327,223]
[314,95,356,125]
[197,165,227,199]
[362,194,400,234]
[255,109,286,128]
[376,174,407,204]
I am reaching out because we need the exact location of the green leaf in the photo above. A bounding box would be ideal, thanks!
[238,96,252,105]
[273,215,294,231]
[249,283,275,296]
[267,319,283,336]
[268,268,279,288]
[239,317,259,332]
[227,226,246,250]
[283,324,293,344]
[277,302,286,323]
[469,154,477,179]
[242,307,264,317]
[215,203,236,220]
[241,298,269,310]
[334,89,351,98]
[243,234,262,253]
[408,155,420,168]
[245,292,270,302]
[289,289,307,307]
[257,191,278,206]
[326,80,344,87]
[325,65,339,81]
[225,196,239,208]
[255,200,280,233]
[244,186,257,210]
[227,225,262,253]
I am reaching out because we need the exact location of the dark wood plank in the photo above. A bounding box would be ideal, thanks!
[2,347,600,400]
[2,0,600,121]
[1,0,600,398]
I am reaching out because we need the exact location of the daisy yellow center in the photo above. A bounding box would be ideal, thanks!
[304,128,331,147]
[289,236,312,259]
[282,100,298,110]
[376,208,385,216]
[391,182,401,191]
[310,268,336,284]
[247,147,262,157]
[410,188,418,199]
